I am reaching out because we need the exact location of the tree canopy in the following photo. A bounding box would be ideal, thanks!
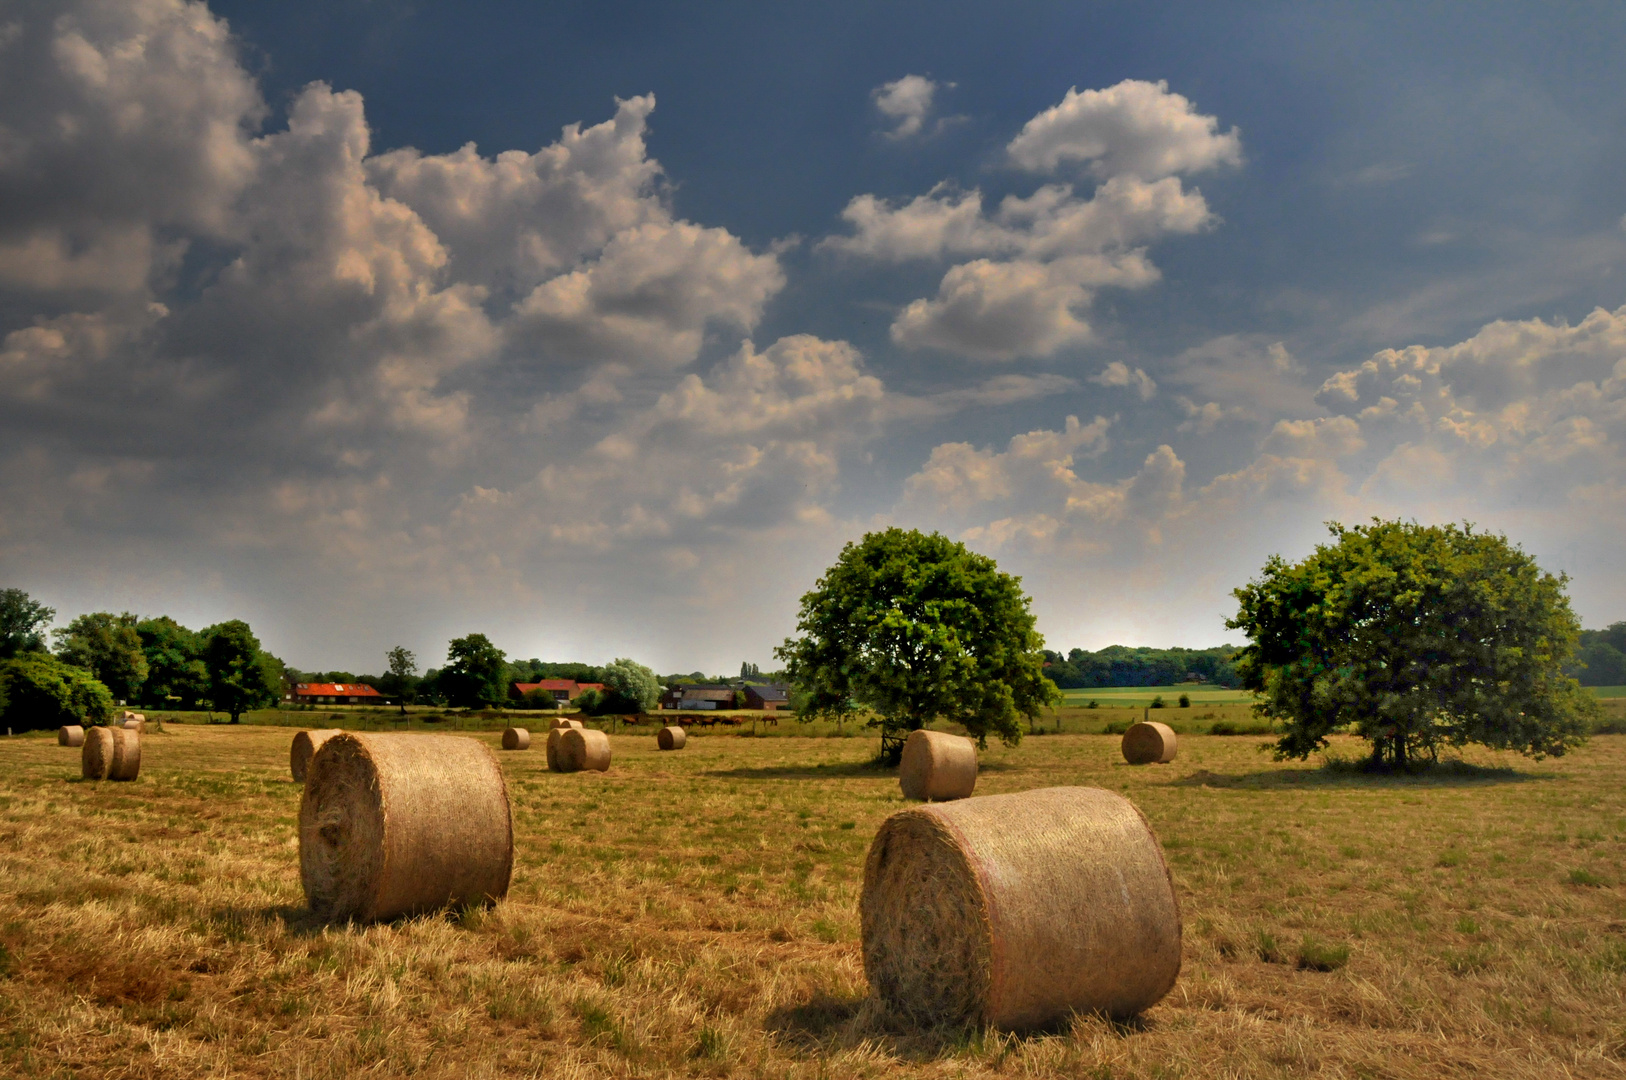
[596,657,660,714]
[383,646,418,714]
[0,653,114,733]
[1229,519,1596,767]
[137,616,209,708]
[1,588,54,659]
[775,528,1056,756]
[201,620,283,723]
[55,611,148,703]
[1568,622,1626,686]
[438,633,508,708]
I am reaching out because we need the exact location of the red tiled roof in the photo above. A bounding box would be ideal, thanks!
[577,683,605,692]
[296,683,383,697]
[514,680,577,693]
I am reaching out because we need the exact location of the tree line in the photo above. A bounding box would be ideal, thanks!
[1039,645,1242,689]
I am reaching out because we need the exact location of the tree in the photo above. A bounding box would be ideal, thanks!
[0,653,114,733]
[136,616,208,708]
[600,658,660,713]
[54,612,148,704]
[439,634,508,709]
[1229,519,1596,767]
[1,588,54,659]
[775,528,1057,760]
[201,620,283,723]
[383,646,418,715]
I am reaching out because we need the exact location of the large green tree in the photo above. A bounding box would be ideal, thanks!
[136,616,209,708]
[0,653,114,733]
[775,528,1056,758]
[439,634,508,709]
[1,588,54,659]
[201,620,283,723]
[55,612,148,704]
[382,646,418,715]
[593,657,661,714]
[1229,519,1596,767]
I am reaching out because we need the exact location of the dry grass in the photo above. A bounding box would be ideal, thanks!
[0,724,1623,1078]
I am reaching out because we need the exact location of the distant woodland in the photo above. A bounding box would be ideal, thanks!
[1040,646,1243,689]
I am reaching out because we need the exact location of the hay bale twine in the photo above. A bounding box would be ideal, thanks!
[59,725,85,747]
[1121,721,1177,765]
[290,729,342,783]
[82,726,141,781]
[898,729,977,801]
[557,727,611,772]
[860,786,1181,1030]
[501,727,531,751]
[656,725,686,751]
[299,732,512,922]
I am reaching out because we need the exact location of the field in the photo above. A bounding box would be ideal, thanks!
[1,724,1623,1079]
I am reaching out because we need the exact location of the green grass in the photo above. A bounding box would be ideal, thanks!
[1587,685,1626,699]
[1058,685,1255,706]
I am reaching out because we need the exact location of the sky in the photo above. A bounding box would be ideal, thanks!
[2,0,1625,675]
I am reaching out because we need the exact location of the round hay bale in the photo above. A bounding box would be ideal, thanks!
[501,727,531,751]
[898,729,977,801]
[557,727,611,772]
[1121,721,1177,765]
[546,726,563,772]
[860,785,1181,1030]
[59,725,85,747]
[290,729,343,783]
[656,725,686,751]
[82,726,114,780]
[82,726,141,781]
[299,732,513,922]
[549,717,584,731]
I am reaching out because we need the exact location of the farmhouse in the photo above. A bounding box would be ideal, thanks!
[291,683,386,706]
[743,684,790,710]
[512,679,607,703]
[659,685,736,710]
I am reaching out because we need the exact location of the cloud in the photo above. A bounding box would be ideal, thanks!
[872,75,955,140]
[1091,360,1157,400]
[1005,79,1242,179]
[823,80,1233,359]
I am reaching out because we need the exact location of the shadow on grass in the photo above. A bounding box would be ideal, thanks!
[707,759,1022,781]
[1168,757,1548,790]
[765,993,1150,1060]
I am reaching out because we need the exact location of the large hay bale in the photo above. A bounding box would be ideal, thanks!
[861,786,1181,1030]
[59,725,85,747]
[1121,721,1177,765]
[546,726,563,771]
[898,729,977,801]
[82,726,141,781]
[290,729,342,783]
[299,732,513,922]
[557,727,611,772]
[501,727,531,751]
[656,725,686,751]
[549,717,584,731]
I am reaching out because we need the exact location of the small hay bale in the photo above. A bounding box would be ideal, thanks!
[299,732,512,922]
[59,725,85,747]
[290,729,342,783]
[549,717,584,731]
[898,729,977,801]
[656,725,686,751]
[1121,721,1177,765]
[82,726,141,781]
[557,727,611,772]
[501,727,531,750]
[861,785,1181,1030]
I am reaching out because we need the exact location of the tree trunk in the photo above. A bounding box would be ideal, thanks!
[1392,732,1406,769]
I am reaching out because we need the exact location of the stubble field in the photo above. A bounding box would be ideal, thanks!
[0,723,1623,1079]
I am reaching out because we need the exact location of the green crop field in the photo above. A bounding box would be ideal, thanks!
[1058,684,1255,707]
[1,722,1623,1079]
[1590,685,1626,699]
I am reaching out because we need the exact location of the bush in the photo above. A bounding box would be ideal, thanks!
[1149,695,1166,709]
[1178,693,1191,708]
[1210,719,1274,736]
[521,688,556,711]
[0,654,115,732]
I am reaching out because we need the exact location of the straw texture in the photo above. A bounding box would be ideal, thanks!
[299,732,513,923]
[860,786,1181,1030]
[59,725,85,747]
[558,727,611,772]
[501,727,531,750]
[82,726,141,781]
[290,729,342,783]
[656,725,686,750]
[549,718,585,731]
[898,729,977,801]
[1121,721,1178,765]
